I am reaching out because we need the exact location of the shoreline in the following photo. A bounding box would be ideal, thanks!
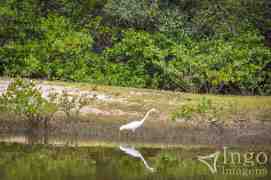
[1,77,271,146]
[1,119,271,146]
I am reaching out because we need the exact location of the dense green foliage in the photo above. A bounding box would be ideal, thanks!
[0,0,271,94]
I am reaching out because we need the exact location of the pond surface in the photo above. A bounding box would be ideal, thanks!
[0,140,270,180]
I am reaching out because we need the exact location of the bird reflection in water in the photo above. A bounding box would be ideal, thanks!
[119,145,155,172]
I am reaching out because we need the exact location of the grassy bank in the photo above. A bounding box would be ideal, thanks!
[1,77,271,126]
[45,79,271,125]
[1,77,271,145]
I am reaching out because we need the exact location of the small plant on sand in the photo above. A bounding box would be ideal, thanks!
[48,90,95,145]
[48,91,94,121]
[197,97,213,113]
[171,105,194,121]
[0,78,57,127]
[171,97,223,122]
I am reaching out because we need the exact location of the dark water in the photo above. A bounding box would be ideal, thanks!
[0,140,270,180]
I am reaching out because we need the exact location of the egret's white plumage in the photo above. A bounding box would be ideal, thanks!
[119,108,156,132]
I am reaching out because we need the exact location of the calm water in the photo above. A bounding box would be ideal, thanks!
[0,141,270,180]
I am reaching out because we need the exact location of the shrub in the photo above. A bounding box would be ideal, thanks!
[0,78,57,126]
[1,14,95,81]
[48,91,94,120]
[171,105,194,121]
[167,31,271,94]
[104,0,159,29]
[1,0,271,95]
[171,97,221,122]
[103,29,180,89]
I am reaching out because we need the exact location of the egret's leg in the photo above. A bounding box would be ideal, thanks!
[132,129,135,140]
[126,131,128,142]
[118,131,121,143]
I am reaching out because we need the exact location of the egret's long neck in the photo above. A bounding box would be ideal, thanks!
[139,155,153,171]
[140,110,152,123]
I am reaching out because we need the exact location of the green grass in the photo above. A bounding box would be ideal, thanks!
[1,77,271,125]
[43,79,271,123]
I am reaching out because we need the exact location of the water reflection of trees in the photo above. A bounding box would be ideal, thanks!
[1,142,270,180]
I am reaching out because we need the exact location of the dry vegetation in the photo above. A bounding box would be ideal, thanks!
[0,77,271,128]
[42,79,271,127]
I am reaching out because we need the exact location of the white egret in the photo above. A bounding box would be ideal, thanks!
[119,145,155,172]
[119,108,157,132]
